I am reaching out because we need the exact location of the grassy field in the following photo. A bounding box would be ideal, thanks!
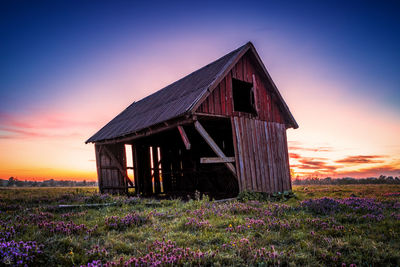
[0,185,399,266]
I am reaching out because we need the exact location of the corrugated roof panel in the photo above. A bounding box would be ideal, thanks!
[86,43,247,143]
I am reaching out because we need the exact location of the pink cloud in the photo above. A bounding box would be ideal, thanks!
[0,111,94,139]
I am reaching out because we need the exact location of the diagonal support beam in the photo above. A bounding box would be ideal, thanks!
[102,145,134,187]
[194,121,237,178]
[177,126,191,150]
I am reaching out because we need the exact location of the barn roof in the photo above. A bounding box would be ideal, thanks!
[86,42,297,143]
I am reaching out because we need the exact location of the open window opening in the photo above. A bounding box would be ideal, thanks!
[232,78,257,114]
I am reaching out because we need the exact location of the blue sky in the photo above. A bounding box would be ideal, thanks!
[1,0,399,179]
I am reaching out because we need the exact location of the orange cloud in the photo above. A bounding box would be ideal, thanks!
[289,153,301,159]
[338,162,400,177]
[335,155,385,164]
[292,157,338,171]
[287,141,333,153]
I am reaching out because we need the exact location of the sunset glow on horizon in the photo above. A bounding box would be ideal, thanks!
[1,0,399,181]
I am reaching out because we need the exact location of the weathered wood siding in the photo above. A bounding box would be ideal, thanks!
[197,52,285,124]
[95,144,128,194]
[231,117,291,193]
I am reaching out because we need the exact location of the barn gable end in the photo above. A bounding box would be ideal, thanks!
[194,49,293,192]
[195,50,291,125]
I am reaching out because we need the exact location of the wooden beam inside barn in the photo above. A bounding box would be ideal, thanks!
[95,117,194,145]
[200,157,235,163]
[177,126,191,150]
[194,121,237,177]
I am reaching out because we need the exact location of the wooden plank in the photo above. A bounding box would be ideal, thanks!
[237,58,242,80]
[264,122,274,192]
[258,121,268,192]
[226,73,233,115]
[231,117,243,191]
[254,120,265,192]
[270,123,278,192]
[209,90,215,114]
[283,127,292,190]
[220,79,226,115]
[250,119,260,191]
[177,126,191,150]
[152,146,161,194]
[95,145,103,193]
[270,122,277,193]
[243,55,248,82]
[278,124,285,191]
[274,124,282,192]
[277,124,286,191]
[271,123,280,192]
[246,118,257,191]
[271,122,281,192]
[121,144,128,194]
[132,144,141,193]
[253,121,262,191]
[214,85,221,114]
[194,121,237,177]
[104,152,110,189]
[266,86,271,122]
[260,121,271,192]
[252,74,259,114]
[283,125,290,190]
[239,117,251,190]
[194,112,229,119]
[279,124,289,191]
[200,157,235,163]
[250,119,259,191]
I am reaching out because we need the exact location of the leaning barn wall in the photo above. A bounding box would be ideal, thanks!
[231,117,291,193]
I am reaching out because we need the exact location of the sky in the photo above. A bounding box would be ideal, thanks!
[0,0,399,181]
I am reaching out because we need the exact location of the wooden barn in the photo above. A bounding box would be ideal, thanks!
[86,42,298,197]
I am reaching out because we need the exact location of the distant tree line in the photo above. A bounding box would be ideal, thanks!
[0,177,97,187]
[293,175,400,185]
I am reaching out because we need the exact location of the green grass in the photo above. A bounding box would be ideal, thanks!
[0,185,399,266]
